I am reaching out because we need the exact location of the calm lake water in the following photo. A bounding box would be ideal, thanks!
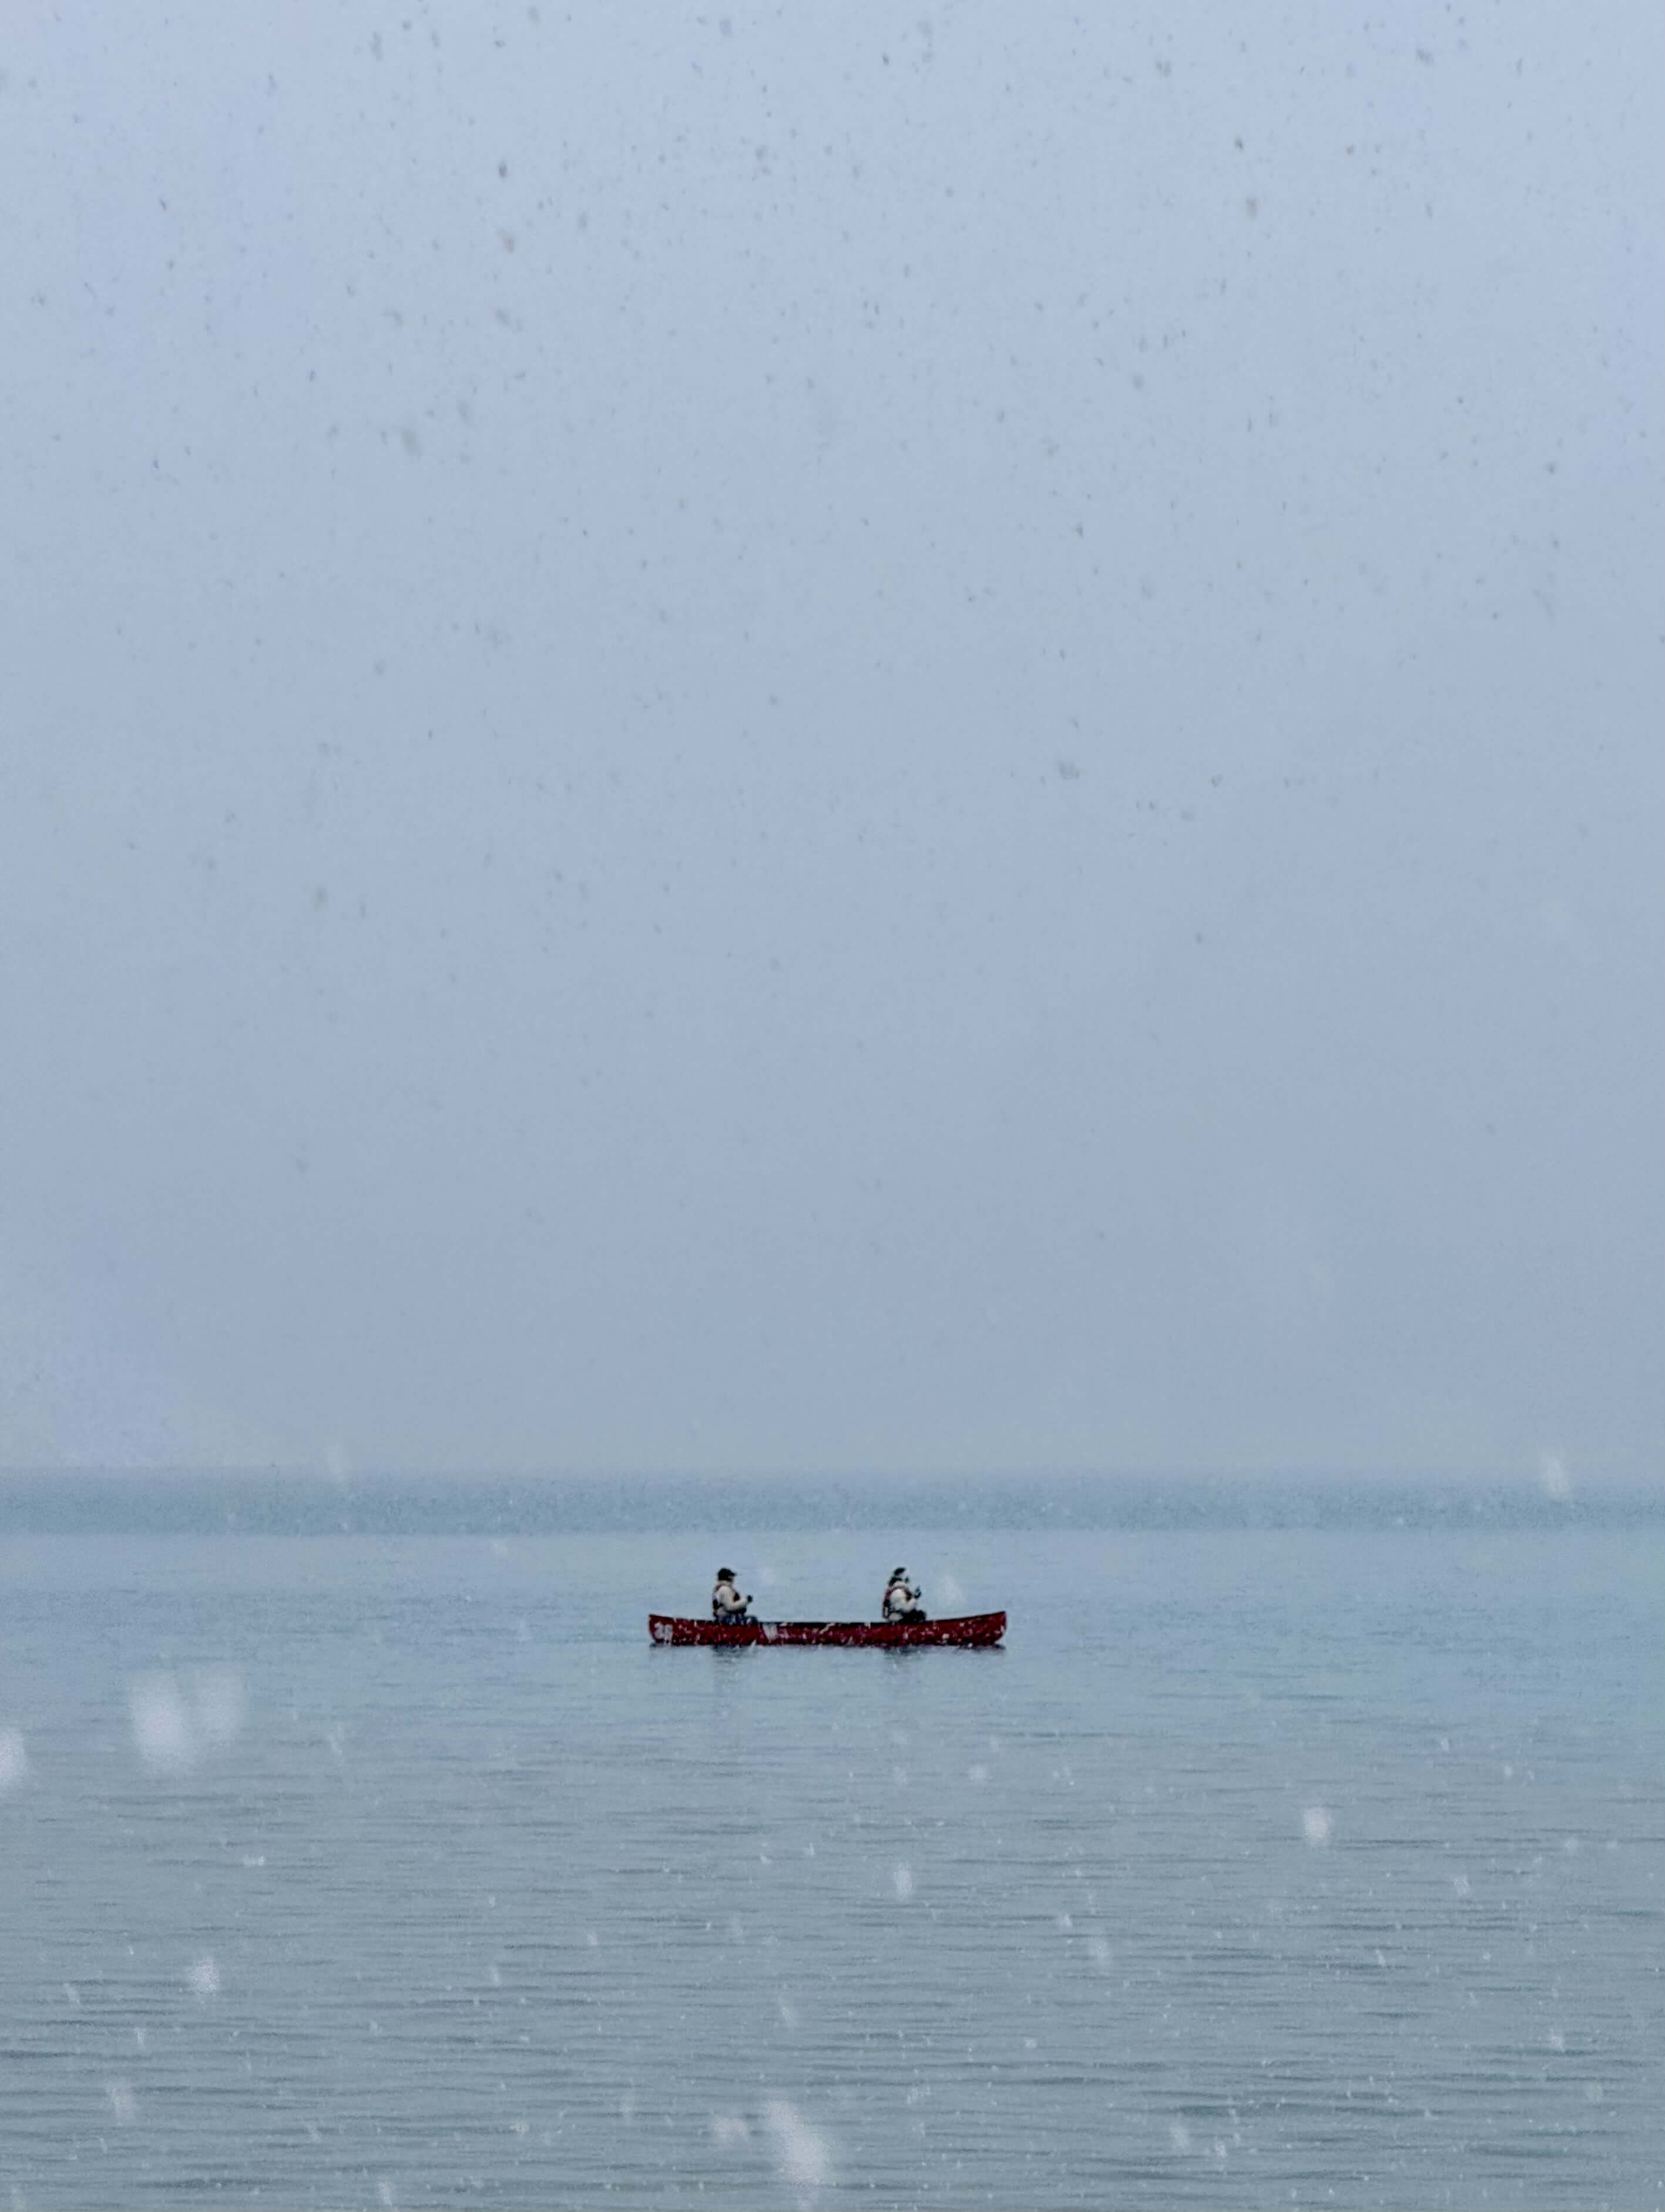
[1,1488,1660,2208]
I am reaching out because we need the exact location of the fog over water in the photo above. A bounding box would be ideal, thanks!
[1,0,1660,1478]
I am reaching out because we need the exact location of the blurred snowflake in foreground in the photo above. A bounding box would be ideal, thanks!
[0,1728,28,1794]
[128,1669,246,1773]
[764,2099,832,2198]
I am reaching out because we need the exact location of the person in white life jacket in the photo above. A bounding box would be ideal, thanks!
[883,1566,925,1623]
[711,1567,751,1622]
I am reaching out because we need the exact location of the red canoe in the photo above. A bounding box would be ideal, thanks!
[648,1611,1005,1648]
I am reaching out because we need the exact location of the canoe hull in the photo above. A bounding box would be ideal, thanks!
[648,1611,1005,1648]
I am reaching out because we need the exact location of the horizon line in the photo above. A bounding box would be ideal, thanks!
[2,1462,1659,1488]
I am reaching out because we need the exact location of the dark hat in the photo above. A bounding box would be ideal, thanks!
[716,1566,736,1580]
[891,1566,907,1577]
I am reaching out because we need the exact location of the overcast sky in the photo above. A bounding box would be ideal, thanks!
[1,0,1659,1479]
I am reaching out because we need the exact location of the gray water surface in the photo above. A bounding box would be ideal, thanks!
[1,1514,1660,2208]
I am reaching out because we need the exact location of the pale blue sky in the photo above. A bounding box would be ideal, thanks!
[1,0,1659,1476]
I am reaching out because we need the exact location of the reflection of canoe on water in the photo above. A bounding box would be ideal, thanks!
[647,1612,1006,1648]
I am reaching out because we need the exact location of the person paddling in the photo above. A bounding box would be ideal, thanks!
[883,1566,925,1623]
[711,1567,751,1623]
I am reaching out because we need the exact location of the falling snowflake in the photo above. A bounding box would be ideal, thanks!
[0,1729,28,1794]
[764,2099,832,2196]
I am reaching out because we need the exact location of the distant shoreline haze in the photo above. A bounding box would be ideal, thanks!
[0,1469,1657,1536]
